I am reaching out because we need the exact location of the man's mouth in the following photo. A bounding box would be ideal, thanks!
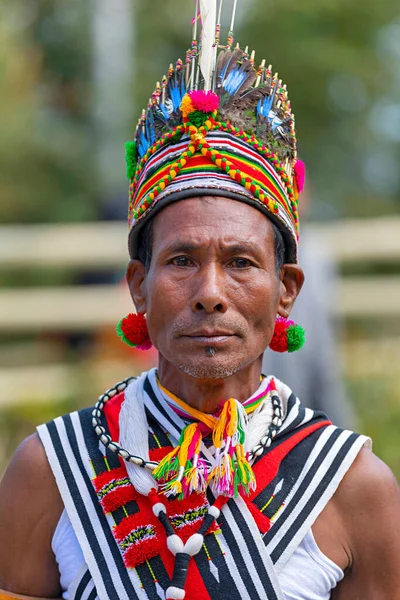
[180,331,236,344]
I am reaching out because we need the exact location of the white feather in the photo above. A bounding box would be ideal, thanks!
[199,0,217,91]
[119,374,157,496]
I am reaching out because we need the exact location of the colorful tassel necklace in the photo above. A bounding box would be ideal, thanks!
[153,379,270,499]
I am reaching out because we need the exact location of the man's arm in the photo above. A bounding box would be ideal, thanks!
[332,447,400,600]
[0,434,63,598]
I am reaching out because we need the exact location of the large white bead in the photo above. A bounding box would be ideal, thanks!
[165,586,185,599]
[167,534,184,555]
[184,533,204,556]
[208,505,220,519]
[152,502,167,517]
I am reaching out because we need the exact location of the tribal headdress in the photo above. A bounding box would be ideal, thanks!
[126,0,305,263]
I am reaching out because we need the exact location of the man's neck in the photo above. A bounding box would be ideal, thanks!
[157,356,263,413]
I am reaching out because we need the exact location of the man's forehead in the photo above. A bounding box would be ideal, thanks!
[148,197,274,259]
[152,196,273,236]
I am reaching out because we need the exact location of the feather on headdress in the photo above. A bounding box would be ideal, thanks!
[126,0,304,264]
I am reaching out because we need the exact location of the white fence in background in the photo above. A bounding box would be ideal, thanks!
[1,217,400,330]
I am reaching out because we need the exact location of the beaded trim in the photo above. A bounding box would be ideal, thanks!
[91,377,158,471]
[92,376,283,475]
[129,119,298,228]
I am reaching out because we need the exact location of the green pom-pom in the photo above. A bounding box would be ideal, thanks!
[287,324,306,353]
[125,140,137,180]
[189,110,211,128]
[116,317,135,347]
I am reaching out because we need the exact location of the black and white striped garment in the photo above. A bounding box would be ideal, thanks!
[37,369,369,600]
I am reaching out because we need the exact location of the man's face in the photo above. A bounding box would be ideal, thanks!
[129,196,299,379]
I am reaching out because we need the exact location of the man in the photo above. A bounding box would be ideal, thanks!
[1,5,400,599]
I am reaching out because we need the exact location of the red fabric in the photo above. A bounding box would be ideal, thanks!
[92,466,132,492]
[243,499,271,534]
[149,446,174,462]
[167,494,220,540]
[123,536,163,569]
[248,420,331,502]
[113,511,158,543]
[103,392,124,442]
[101,485,138,514]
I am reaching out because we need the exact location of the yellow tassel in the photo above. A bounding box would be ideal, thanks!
[226,398,238,438]
[178,423,198,467]
[212,401,230,450]
[163,479,183,498]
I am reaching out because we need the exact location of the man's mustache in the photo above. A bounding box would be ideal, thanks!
[170,317,248,338]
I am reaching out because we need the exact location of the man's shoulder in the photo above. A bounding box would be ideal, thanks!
[0,434,64,595]
[335,445,398,512]
[0,432,63,512]
[333,446,400,565]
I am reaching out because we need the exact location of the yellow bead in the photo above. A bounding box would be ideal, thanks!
[149,193,155,200]
[216,159,222,167]
[180,158,187,167]
[229,170,236,178]
[170,170,177,178]
[159,181,166,190]
[245,182,251,190]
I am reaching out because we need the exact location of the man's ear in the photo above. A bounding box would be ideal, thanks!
[126,260,147,313]
[278,265,304,317]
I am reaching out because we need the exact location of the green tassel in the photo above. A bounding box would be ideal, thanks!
[287,324,306,353]
[125,141,137,180]
[116,318,136,347]
[188,110,212,128]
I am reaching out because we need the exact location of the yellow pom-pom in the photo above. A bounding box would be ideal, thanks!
[180,158,187,167]
[180,94,194,118]
[228,170,236,179]
[245,182,251,190]
[170,169,177,178]
[159,181,166,191]
[149,192,155,200]
[216,159,222,167]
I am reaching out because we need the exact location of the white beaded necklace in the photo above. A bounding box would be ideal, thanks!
[91,375,283,471]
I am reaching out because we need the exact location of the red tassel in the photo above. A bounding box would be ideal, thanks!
[269,317,290,353]
[117,312,152,350]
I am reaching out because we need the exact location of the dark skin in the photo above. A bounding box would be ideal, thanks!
[1,196,400,598]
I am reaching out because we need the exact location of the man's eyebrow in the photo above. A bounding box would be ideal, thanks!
[163,241,199,254]
[162,240,262,255]
[221,241,260,254]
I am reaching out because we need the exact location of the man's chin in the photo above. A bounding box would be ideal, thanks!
[178,363,240,379]
[177,355,241,380]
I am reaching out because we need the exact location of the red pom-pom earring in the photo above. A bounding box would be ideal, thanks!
[269,315,305,353]
[116,313,152,350]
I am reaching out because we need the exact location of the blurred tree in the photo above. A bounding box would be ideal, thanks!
[0,0,96,223]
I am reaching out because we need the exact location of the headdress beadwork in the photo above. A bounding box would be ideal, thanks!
[125,0,305,264]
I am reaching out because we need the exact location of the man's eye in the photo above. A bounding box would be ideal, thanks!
[228,258,252,268]
[171,256,194,267]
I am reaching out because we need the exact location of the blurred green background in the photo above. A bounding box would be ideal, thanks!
[0,0,400,478]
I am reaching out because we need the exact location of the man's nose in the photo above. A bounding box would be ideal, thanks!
[191,263,228,313]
